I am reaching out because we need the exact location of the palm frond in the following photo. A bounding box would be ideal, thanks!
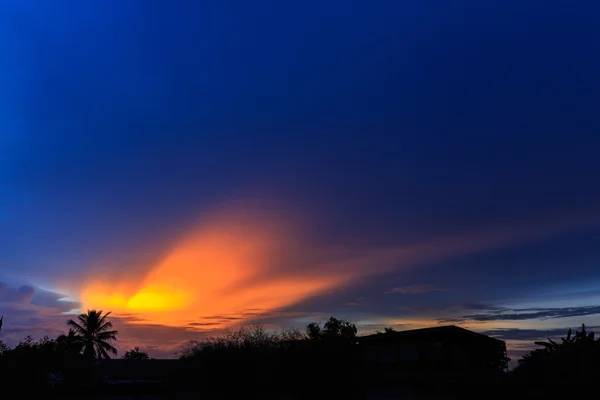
[97,346,111,359]
[97,311,111,326]
[96,321,114,333]
[96,330,118,340]
[67,319,86,334]
[97,339,118,355]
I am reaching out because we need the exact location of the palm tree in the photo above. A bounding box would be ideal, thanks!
[67,310,118,359]
[56,328,84,354]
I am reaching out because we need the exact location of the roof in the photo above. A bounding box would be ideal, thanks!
[358,325,505,345]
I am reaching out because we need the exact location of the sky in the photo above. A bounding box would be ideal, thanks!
[1,0,600,361]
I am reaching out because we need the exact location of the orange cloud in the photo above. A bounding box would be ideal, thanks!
[80,209,349,329]
[79,205,600,331]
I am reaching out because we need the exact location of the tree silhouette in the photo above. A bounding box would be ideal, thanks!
[514,324,600,385]
[123,346,150,360]
[67,310,118,359]
[376,326,396,335]
[322,317,357,342]
[0,315,5,354]
[306,322,321,340]
[304,317,357,343]
[56,329,84,355]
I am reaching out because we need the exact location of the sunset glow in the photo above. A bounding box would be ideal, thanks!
[80,211,348,328]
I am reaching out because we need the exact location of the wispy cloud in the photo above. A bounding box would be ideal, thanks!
[0,281,80,312]
[74,204,600,332]
[80,209,351,330]
[0,282,35,303]
[439,305,600,323]
[385,284,443,295]
[0,302,68,347]
[482,326,600,342]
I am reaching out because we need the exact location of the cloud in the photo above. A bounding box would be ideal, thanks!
[0,281,80,312]
[109,316,210,358]
[79,208,353,329]
[0,283,35,303]
[30,287,81,313]
[73,203,600,333]
[0,282,84,348]
[385,284,443,295]
[0,302,68,347]
[482,326,600,342]
[439,305,600,323]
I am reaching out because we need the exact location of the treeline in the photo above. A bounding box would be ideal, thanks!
[176,317,363,399]
[1,310,600,396]
[0,333,90,390]
[512,324,600,384]
[0,310,144,393]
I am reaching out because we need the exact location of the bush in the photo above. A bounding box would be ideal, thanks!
[178,319,365,398]
[512,324,600,386]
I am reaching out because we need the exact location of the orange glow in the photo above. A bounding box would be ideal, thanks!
[80,210,349,329]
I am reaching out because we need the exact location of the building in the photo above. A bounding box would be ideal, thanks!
[359,325,508,384]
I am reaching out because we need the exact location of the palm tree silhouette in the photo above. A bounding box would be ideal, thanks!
[56,328,84,354]
[67,310,118,359]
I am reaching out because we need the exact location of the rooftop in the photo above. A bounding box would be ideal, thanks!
[359,325,505,345]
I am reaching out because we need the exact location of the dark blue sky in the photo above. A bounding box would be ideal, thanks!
[1,0,600,358]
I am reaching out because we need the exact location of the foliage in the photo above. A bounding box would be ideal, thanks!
[67,309,119,359]
[306,317,358,343]
[513,324,600,385]
[0,335,63,390]
[179,319,363,398]
[376,326,397,335]
[123,346,150,360]
[56,329,84,355]
[306,322,321,340]
[179,324,291,359]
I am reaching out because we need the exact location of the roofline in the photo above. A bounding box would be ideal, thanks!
[358,325,505,344]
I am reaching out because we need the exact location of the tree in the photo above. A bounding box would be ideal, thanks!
[67,310,118,359]
[376,327,396,335]
[56,329,84,355]
[123,346,150,360]
[306,322,321,341]
[322,317,357,342]
[0,315,6,355]
[304,317,357,343]
[513,324,600,386]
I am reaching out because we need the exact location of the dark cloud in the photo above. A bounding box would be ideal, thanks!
[483,326,600,342]
[385,285,443,295]
[188,310,317,328]
[460,303,506,312]
[30,288,81,313]
[440,305,600,323]
[0,282,35,303]
[0,302,67,348]
[188,322,222,327]
[0,282,80,312]
[110,316,212,359]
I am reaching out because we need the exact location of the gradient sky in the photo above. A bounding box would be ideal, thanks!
[1,0,600,361]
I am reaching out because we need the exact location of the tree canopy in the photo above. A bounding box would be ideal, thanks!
[123,346,150,360]
[67,310,118,359]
